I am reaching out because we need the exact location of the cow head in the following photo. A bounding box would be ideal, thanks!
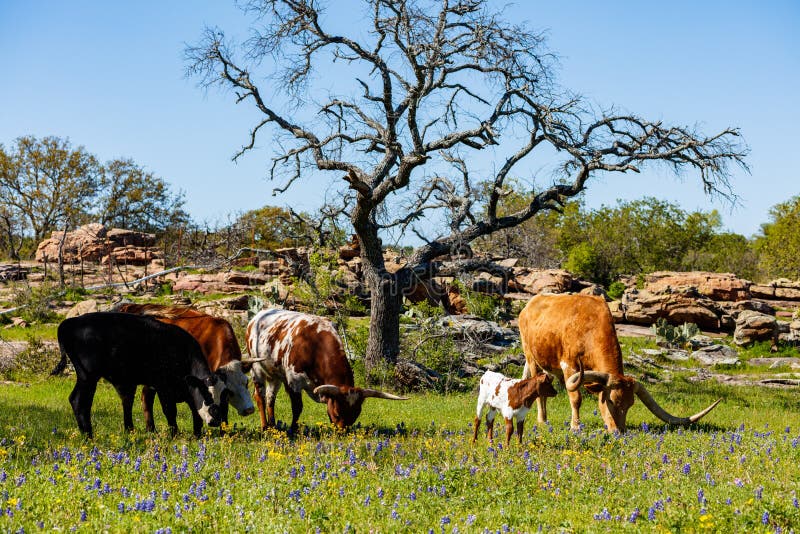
[185,375,228,427]
[508,373,558,409]
[313,385,409,428]
[566,369,721,433]
[216,360,262,417]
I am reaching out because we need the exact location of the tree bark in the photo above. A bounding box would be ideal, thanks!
[364,270,403,374]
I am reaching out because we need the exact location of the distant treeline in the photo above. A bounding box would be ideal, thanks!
[474,183,800,285]
[2,136,798,284]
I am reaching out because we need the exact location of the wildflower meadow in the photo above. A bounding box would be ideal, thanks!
[1,373,799,533]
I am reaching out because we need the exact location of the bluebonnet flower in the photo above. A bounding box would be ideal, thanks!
[682,463,691,475]
[762,511,769,525]
[628,508,640,523]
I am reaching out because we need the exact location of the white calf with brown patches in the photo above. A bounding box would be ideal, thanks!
[246,308,407,433]
[473,370,557,447]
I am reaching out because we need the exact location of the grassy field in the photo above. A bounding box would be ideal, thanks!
[1,374,799,532]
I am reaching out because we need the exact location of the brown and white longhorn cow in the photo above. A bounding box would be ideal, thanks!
[115,303,263,430]
[519,293,720,433]
[246,308,408,433]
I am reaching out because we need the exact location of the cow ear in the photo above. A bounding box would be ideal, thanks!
[185,375,203,389]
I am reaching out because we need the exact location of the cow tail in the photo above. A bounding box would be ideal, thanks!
[50,343,69,376]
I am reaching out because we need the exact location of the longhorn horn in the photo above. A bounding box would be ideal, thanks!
[564,360,585,392]
[313,385,342,396]
[239,357,268,364]
[566,368,611,392]
[360,388,409,400]
[634,382,722,425]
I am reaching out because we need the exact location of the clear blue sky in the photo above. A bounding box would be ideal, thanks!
[1,1,798,238]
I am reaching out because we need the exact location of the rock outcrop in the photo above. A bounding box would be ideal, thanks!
[35,224,158,265]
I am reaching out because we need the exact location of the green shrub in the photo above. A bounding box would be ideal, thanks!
[404,300,444,319]
[0,332,61,380]
[62,286,88,302]
[453,280,506,321]
[607,281,626,300]
[11,281,61,324]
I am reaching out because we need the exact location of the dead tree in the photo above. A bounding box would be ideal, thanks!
[186,0,748,375]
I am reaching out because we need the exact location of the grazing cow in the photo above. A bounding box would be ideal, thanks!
[246,308,408,433]
[473,370,557,447]
[519,294,720,433]
[52,312,227,438]
[114,303,261,430]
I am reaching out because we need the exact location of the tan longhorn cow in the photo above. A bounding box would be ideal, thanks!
[519,293,720,432]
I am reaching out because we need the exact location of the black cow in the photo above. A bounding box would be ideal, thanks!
[52,312,228,438]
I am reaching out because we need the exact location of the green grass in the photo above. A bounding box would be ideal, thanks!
[0,323,59,342]
[1,376,799,532]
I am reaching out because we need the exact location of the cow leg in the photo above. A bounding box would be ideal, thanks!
[254,380,279,430]
[113,384,137,432]
[567,388,582,431]
[504,418,514,448]
[253,380,268,429]
[191,410,203,438]
[69,380,97,438]
[485,409,496,443]
[287,388,303,436]
[516,417,525,444]
[472,401,484,443]
[160,399,179,437]
[536,396,548,424]
[141,386,157,432]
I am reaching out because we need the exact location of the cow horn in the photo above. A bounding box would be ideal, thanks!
[566,369,611,391]
[564,360,585,392]
[360,388,409,400]
[634,382,722,425]
[239,357,268,365]
[313,385,342,396]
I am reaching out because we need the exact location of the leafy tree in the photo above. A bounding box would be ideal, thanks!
[187,0,747,373]
[557,198,722,285]
[0,135,100,242]
[755,195,800,279]
[0,205,26,260]
[97,158,189,233]
[688,232,760,280]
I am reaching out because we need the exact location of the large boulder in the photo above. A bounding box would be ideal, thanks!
[101,245,162,266]
[733,310,778,346]
[106,228,156,248]
[644,271,751,302]
[690,344,740,366]
[35,223,107,263]
[509,268,574,294]
[0,264,29,281]
[622,287,725,330]
[65,299,100,318]
[750,279,800,301]
[35,224,159,265]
